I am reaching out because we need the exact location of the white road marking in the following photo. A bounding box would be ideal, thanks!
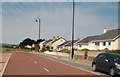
[44,68,49,72]
[40,54,101,75]
[0,53,12,77]
[34,61,37,64]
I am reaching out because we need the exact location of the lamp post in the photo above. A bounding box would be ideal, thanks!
[71,0,75,59]
[36,18,41,39]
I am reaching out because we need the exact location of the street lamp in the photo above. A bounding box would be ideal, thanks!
[36,18,41,39]
[71,0,75,59]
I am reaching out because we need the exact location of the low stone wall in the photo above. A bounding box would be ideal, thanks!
[74,55,95,61]
[74,50,106,61]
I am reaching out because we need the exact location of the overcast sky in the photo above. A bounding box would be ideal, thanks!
[1,0,119,44]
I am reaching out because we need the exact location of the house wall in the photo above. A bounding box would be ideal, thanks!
[118,37,120,49]
[52,38,66,50]
[77,44,89,50]
[76,37,120,50]
[39,41,45,50]
[97,37,120,50]
[111,37,120,50]
[98,41,112,50]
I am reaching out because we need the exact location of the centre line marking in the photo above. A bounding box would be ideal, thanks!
[34,61,37,64]
[44,68,49,72]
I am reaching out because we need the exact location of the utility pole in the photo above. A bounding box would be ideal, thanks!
[71,0,75,59]
[36,18,41,39]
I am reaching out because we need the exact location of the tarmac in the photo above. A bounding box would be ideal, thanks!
[0,51,111,77]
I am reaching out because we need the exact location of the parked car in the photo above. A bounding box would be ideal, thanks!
[92,53,120,76]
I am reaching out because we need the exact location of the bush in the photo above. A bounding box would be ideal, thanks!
[82,48,89,51]
[82,48,89,59]
[41,45,51,52]
[41,46,46,52]
[61,49,70,54]
[109,50,120,54]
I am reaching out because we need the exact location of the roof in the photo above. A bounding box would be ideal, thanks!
[65,40,80,46]
[58,41,71,47]
[51,37,66,43]
[43,37,66,45]
[43,39,52,45]
[96,29,120,40]
[79,29,120,43]
[79,35,99,43]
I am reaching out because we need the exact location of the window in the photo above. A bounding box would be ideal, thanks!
[98,54,108,60]
[61,40,63,42]
[103,42,106,46]
[79,45,81,47]
[95,42,99,46]
[108,42,111,45]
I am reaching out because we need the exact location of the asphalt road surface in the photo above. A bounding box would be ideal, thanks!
[2,52,101,77]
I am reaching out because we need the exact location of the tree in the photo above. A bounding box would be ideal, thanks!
[19,38,35,49]
[36,39,45,44]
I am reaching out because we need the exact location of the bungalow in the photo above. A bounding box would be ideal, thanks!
[43,37,66,51]
[51,37,66,51]
[38,41,45,50]
[58,38,80,50]
[57,41,71,51]
[76,29,120,50]
[43,39,53,47]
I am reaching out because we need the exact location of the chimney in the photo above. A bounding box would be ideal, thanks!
[77,38,80,41]
[57,36,59,39]
[53,36,56,40]
[103,28,107,34]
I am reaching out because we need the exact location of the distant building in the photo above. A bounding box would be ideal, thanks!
[58,38,80,51]
[76,29,120,50]
[25,45,32,49]
[51,37,66,51]
[57,41,71,51]
[43,37,66,51]
[38,41,45,50]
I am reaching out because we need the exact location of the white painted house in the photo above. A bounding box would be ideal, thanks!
[39,41,45,50]
[58,38,80,51]
[76,29,120,50]
[51,37,66,51]
[43,37,66,51]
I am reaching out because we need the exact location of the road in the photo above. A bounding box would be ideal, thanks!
[2,52,101,77]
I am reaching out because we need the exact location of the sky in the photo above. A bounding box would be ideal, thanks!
[1,0,119,44]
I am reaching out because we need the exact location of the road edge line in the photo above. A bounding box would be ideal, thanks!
[39,53,101,75]
[0,53,12,77]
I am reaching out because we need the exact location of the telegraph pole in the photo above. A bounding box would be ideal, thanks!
[71,0,75,59]
[36,18,41,39]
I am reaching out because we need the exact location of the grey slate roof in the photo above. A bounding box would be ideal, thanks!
[79,35,99,43]
[79,29,120,43]
[65,40,80,46]
[43,39,52,45]
[51,37,66,43]
[58,41,71,47]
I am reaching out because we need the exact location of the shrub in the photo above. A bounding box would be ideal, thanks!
[82,48,89,51]
[41,45,51,52]
[109,50,120,54]
[61,49,70,54]
[104,48,109,52]
[82,48,89,59]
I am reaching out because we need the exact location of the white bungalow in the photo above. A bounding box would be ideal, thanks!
[76,29,120,50]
